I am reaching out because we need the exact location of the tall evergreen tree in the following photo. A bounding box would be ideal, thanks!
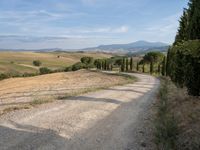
[126,58,129,71]
[187,0,200,40]
[104,60,107,70]
[174,9,189,44]
[166,48,170,76]
[121,62,123,72]
[136,62,139,71]
[150,61,153,74]
[121,58,125,72]
[130,57,133,71]
[101,61,104,70]
[142,64,145,73]
[158,64,161,75]
[161,56,166,76]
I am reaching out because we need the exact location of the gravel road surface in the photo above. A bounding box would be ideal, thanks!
[0,73,159,150]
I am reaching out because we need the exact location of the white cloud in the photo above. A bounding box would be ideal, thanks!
[113,26,129,33]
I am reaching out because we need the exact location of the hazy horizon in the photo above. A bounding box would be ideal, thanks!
[0,0,188,49]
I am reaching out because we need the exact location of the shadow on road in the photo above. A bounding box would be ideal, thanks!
[66,96,122,104]
[0,123,68,150]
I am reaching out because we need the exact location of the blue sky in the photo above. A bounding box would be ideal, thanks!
[0,0,188,49]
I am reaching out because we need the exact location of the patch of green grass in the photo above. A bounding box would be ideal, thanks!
[29,98,54,106]
[1,105,30,116]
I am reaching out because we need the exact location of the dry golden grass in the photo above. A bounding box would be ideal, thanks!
[0,51,113,74]
[0,70,135,115]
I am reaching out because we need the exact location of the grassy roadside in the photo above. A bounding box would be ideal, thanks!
[155,77,200,150]
[0,98,54,116]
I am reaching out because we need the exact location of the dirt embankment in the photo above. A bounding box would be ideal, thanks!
[0,70,133,115]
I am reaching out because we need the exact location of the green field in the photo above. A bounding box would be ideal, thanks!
[0,51,113,74]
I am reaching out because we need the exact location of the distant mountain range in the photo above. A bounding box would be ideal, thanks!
[83,40,169,53]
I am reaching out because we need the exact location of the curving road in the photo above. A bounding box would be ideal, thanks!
[0,73,159,150]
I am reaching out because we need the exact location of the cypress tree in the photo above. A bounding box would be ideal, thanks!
[150,61,153,74]
[136,62,139,71]
[107,63,110,70]
[174,9,189,44]
[126,58,129,71]
[121,62,123,72]
[158,64,161,75]
[111,64,113,71]
[166,48,170,76]
[121,58,125,72]
[104,60,107,70]
[130,57,133,71]
[142,64,145,73]
[162,56,166,76]
[101,61,104,70]
[188,0,200,40]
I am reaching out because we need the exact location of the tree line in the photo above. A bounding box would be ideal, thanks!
[166,0,200,96]
[93,51,166,75]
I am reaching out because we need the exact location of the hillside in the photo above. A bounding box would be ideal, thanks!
[0,51,113,74]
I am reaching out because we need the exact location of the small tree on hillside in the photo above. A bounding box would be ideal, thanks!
[81,57,94,65]
[33,60,42,66]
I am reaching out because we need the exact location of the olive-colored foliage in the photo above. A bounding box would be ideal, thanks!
[143,51,164,64]
[94,59,103,69]
[33,60,42,66]
[39,67,52,75]
[72,62,87,71]
[80,57,94,65]
[139,51,164,74]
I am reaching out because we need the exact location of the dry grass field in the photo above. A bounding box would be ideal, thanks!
[0,70,134,115]
[0,51,113,74]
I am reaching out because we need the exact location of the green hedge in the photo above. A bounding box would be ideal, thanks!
[167,40,200,96]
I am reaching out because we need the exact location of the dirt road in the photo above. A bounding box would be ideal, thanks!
[0,73,159,150]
